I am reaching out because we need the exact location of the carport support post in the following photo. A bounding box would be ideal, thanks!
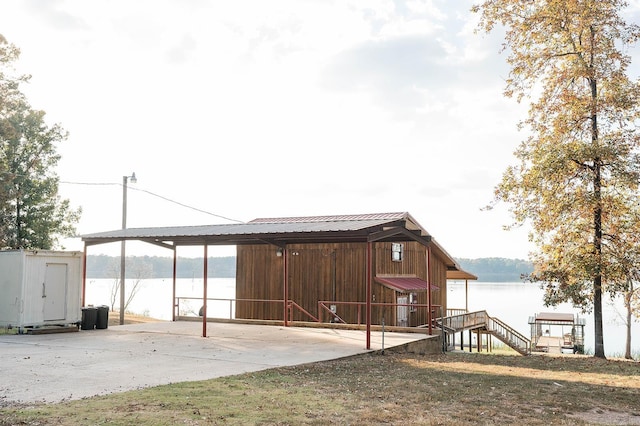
[172,248,177,322]
[82,243,88,306]
[426,245,432,335]
[202,244,208,337]
[366,241,372,350]
[283,246,288,327]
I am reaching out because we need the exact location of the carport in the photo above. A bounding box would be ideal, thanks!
[81,213,469,349]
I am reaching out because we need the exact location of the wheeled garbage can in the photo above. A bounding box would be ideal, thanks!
[96,305,109,329]
[81,307,98,330]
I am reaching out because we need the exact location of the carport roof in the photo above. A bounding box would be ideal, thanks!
[80,212,464,272]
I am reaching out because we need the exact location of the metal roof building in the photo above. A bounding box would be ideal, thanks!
[81,212,475,348]
[82,212,464,272]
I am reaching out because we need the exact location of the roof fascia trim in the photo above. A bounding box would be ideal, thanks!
[367,227,432,245]
[140,239,176,251]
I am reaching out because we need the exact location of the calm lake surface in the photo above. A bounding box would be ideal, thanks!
[84,278,638,357]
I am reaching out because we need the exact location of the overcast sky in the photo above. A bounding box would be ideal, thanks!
[2,1,639,259]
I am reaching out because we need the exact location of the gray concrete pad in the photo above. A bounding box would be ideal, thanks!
[0,321,425,405]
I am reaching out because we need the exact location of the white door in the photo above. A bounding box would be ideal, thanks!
[43,263,67,321]
[397,295,408,327]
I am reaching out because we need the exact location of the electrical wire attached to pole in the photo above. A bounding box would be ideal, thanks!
[59,181,244,224]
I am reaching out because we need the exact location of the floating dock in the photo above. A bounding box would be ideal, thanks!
[529,312,586,354]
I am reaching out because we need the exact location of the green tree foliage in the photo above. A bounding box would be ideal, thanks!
[0,35,80,249]
[473,0,640,358]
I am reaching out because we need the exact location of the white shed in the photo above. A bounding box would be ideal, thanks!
[0,250,83,331]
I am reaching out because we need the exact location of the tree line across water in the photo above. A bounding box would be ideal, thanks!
[86,254,532,282]
[456,258,533,282]
[85,255,237,279]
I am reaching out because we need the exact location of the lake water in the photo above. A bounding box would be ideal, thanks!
[83,277,237,321]
[447,281,637,357]
[83,278,638,358]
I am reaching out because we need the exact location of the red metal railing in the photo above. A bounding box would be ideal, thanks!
[176,296,442,329]
[176,296,283,320]
[318,302,347,324]
[287,300,319,323]
[317,301,442,327]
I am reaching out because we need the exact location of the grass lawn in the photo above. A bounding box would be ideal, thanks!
[1,349,639,425]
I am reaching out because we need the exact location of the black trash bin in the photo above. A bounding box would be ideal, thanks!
[96,305,109,329]
[81,307,98,330]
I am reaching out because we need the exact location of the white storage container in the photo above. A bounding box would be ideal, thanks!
[0,250,83,330]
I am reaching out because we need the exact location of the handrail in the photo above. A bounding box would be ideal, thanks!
[435,310,532,355]
[177,294,439,331]
[318,302,347,323]
[447,308,468,317]
[288,300,319,323]
[487,316,531,354]
[318,300,441,327]
[437,310,488,332]
[176,296,282,320]
[488,316,529,344]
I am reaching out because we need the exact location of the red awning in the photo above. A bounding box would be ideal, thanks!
[375,276,439,292]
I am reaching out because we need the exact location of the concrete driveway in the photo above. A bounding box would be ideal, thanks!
[0,321,426,405]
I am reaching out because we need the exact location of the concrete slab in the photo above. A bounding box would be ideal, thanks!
[0,321,426,405]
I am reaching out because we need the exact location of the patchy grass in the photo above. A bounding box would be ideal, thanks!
[0,327,18,335]
[107,311,164,326]
[1,352,639,425]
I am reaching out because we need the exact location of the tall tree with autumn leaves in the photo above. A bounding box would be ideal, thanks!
[473,1,640,358]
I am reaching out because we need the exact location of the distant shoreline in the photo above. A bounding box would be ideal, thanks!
[85,254,533,282]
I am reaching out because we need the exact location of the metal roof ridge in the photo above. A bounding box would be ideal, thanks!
[247,212,409,224]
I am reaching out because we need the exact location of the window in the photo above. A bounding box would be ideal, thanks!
[391,243,403,262]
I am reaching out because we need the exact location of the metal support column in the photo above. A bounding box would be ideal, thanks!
[82,244,88,307]
[427,245,432,335]
[283,247,288,327]
[202,245,208,337]
[366,241,372,350]
[172,247,177,322]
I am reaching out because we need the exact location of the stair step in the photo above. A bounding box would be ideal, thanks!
[440,311,531,355]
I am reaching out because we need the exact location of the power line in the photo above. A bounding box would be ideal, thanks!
[130,186,244,223]
[60,181,119,186]
[60,180,244,223]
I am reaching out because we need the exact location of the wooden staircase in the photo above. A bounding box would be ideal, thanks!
[435,310,531,356]
[486,315,531,355]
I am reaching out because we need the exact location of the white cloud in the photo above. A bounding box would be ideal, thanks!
[0,0,551,260]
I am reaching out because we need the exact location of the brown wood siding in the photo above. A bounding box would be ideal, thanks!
[235,245,284,320]
[236,241,449,325]
[429,248,448,316]
[287,243,368,323]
